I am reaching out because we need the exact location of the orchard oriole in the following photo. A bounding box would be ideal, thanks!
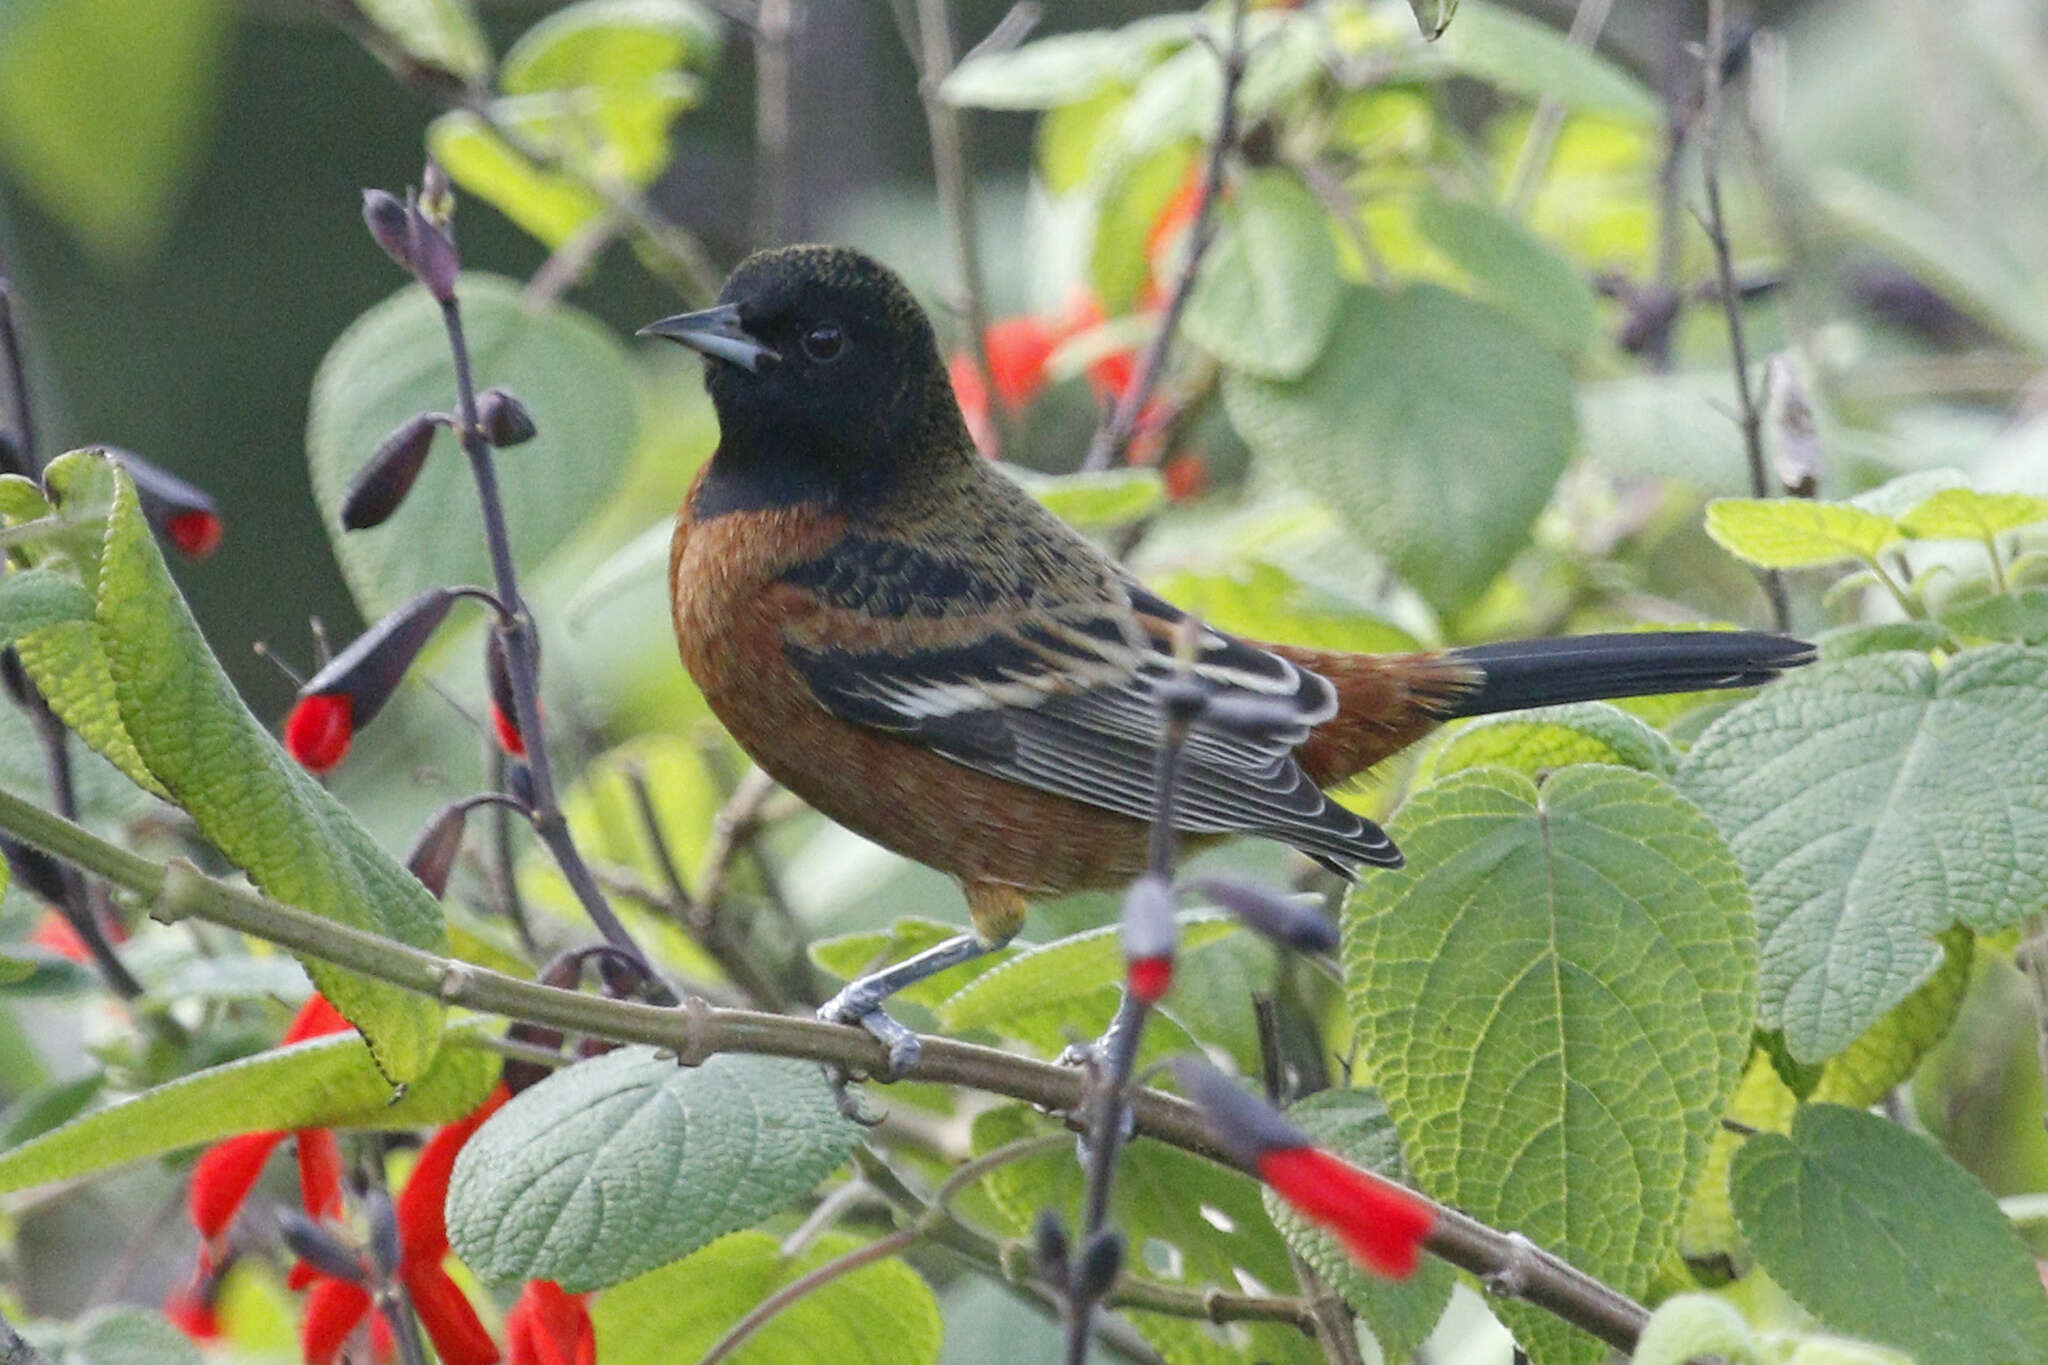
[647,245,1810,1075]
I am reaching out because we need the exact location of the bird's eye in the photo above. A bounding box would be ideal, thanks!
[801,322,846,363]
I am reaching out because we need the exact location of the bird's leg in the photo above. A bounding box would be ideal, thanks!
[819,881,1029,1097]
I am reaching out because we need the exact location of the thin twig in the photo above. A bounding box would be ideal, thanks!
[0,785,1653,1354]
[1697,0,1791,631]
[1081,0,1249,472]
[1502,0,1619,219]
[905,0,1007,460]
[435,291,671,999]
[0,1309,52,1365]
[752,0,799,244]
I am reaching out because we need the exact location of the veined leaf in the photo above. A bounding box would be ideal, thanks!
[1417,192,1598,357]
[1345,765,1754,1365]
[0,568,93,643]
[447,1048,858,1290]
[1416,701,1679,783]
[1704,498,1902,570]
[1898,487,2048,542]
[1678,646,2048,1062]
[1185,169,1342,381]
[1731,1104,2048,1363]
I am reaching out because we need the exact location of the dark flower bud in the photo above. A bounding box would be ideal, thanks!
[365,1190,403,1281]
[1033,1209,1070,1288]
[0,432,23,478]
[476,388,537,447]
[277,1209,366,1285]
[287,588,458,772]
[1170,1057,1311,1171]
[1073,1230,1124,1300]
[362,190,414,273]
[2,835,69,906]
[403,799,472,899]
[1187,877,1339,954]
[501,1022,565,1096]
[341,413,441,531]
[1121,873,1178,1005]
[408,206,460,303]
[110,449,222,560]
[505,759,536,808]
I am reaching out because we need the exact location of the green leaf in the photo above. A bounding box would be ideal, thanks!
[1813,169,2048,356]
[1184,169,1341,381]
[1815,620,1948,660]
[942,26,1185,110]
[1145,560,1420,655]
[592,1229,941,1365]
[0,568,93,643]
[1037,83,1130,194]
[970,1102,1316,1365]
[307,275,639,620]
[1003,466,1165,532]
[0,1072,105,1151]
[1432,1,1658,121]
[938,914,1239,1045]
[428,110,606,248]
[1416,193,1599,357]
[1345,765,1755,1365]
[1090,144,1200,314]
[1633,1294,1759,1365]
[1407,0,1459,40]
[0,950,97,998]
[1703,498,1902,569]
[23,1304,204,1365]
[356,0,491,84]
[1677,646,2048,1061]
[1417,701,1680,783]
[1943,588,2048,643]
[447,1048,859,1291]
[500,0,720,94]
[1812,926,1971,1109]
[92,464,447,1079]
[1731,1103,2048,1363]
[1576,372,1749,492]
[1225,283,1575,614]
[0,1027,498,1195]
[1899,487,2048,541]
[1263,1090,1453,1361]
[0,0,231,262]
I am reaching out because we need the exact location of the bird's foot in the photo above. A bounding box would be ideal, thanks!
[818,986,924,1082]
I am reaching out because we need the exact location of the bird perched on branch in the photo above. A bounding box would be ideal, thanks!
[647,245,1811,1075]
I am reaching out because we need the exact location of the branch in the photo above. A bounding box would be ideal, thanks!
[0,1310,52,1365]
[434,285,669,998]
[751,0,799,244]
[1080,0,1248,473]
[0,784,1652,1354]
[1697,0,1791,632]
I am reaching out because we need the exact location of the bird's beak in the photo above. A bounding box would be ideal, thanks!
[637,304,776,374]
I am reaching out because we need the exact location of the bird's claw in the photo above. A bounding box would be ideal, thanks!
[818,990,924,1082]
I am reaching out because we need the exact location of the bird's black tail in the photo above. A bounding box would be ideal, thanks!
[1444,631,1814,719]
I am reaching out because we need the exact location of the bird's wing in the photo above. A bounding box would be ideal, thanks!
[775,519,1399,875]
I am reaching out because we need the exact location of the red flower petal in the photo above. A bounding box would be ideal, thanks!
[297,1128,345,1220]
[490,703,527,757]
[167,510,224,559]
[405,1261,501,1365]
[288,1258,320,1292]
[1257,1146,1435,1279]
[302,1276,373,1365]
[283,992,354,1044]
[190,1130,287,1241]
[399,1085,510,1260]
[1089,348,1137,403]
[285,693,354,773]
[165,1290,222,1342]
[1126,954,1173,1005]
[28,911,91,964]
[983,316,1058,411]
[1147,169,1208,269]
[507,1281,594,1365]
[1162,451,1209,502]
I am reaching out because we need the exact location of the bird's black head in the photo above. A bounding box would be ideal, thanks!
[641,245,970,518]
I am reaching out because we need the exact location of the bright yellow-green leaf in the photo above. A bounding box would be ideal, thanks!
[1146,560,1420,655]
[1004,466,1165,531]
[428,110,607,247]
[0,0,230,262]
[0,1027,499,1195]
[1704,498,1902,570]
[501,0,720,95]
[1812,927,1972,1109]
[1899,488,2048,542]
[1090,142,1199,314]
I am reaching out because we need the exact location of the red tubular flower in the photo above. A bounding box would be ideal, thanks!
[983,316,1059,411]
[285,693,354,773]
[506,1281,595,1365]
[1121,874,1178,1006]
[295,1085,511,1365]
[1162,450,1209,502]
[1173,1057,1435,1280]
[167,510,225,559]
[187,995,354,1244]
[27,911,91,964]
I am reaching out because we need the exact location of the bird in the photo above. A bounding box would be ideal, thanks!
[644,244,1812,1077]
